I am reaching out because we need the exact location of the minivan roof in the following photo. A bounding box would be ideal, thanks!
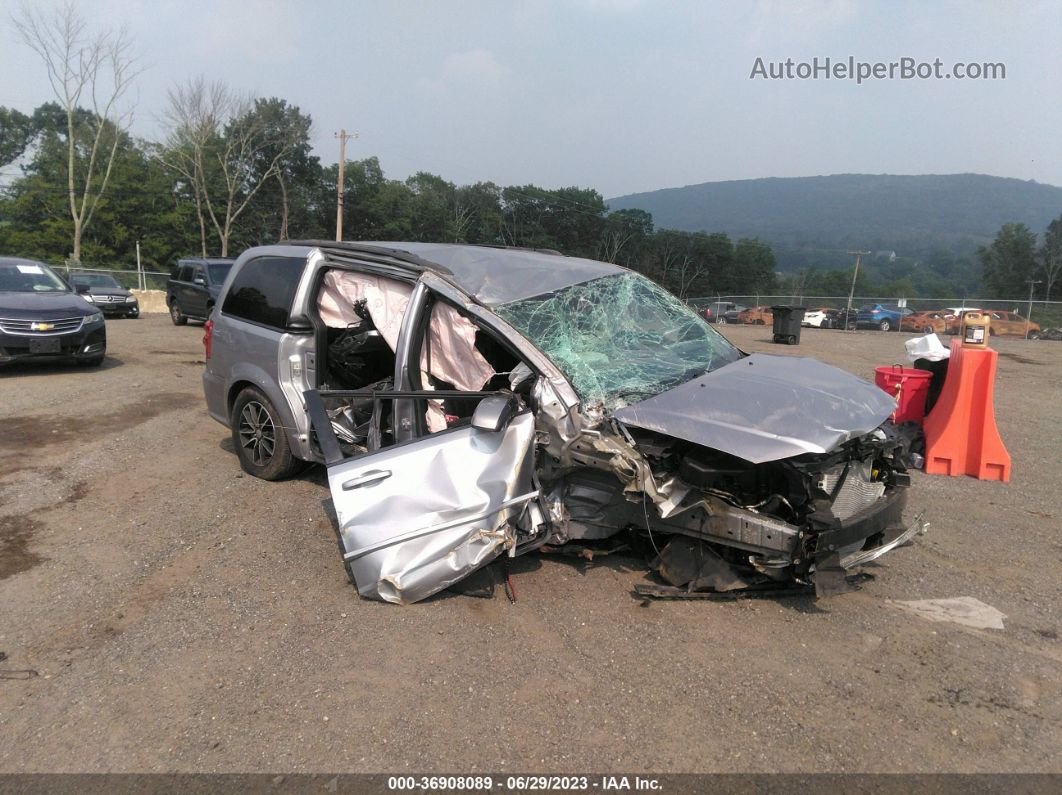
[279,241,628,306]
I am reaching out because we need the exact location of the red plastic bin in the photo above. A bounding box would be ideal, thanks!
[874,365,933,424]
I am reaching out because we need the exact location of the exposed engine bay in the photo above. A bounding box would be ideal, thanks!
[531,417,917,598]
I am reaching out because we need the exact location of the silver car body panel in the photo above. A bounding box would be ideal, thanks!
[613,353,897,464]
[325,409,538,604]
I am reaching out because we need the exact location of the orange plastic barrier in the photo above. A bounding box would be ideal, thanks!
[922,340,1010,481]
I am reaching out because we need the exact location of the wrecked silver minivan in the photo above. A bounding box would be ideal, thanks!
[203,242,922,604]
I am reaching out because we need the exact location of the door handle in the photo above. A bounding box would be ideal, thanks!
[341,469,392,490]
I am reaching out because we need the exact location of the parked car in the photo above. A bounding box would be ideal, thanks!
[69,273,139,318]
[900,310,949,335]
[983,310,1041,338]
[700,301,744,323]
[856,304,913,331]
[823,307,857,329]
[735,305,773,325]
[722,305,747,323]
[202,242,918,605]
[801,307,832,327]
[0,256,106,366]
[166,257,235,325]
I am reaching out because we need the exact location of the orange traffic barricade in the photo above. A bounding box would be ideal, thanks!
[922,339,1010,482]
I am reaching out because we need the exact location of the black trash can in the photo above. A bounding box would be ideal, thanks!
[771,305,806,345]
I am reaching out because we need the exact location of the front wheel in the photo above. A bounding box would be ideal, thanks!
[169,301,187,326]
[922,325,934,334]
[231,387,302,480]
[879,319,892,332]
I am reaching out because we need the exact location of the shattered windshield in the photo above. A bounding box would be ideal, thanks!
[496,272,742,408]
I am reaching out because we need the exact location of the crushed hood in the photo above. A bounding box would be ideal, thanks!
[613,353,896,464]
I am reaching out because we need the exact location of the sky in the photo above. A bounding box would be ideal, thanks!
[2,0,1060,198]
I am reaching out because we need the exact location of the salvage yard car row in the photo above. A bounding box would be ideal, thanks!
[704,300,1043,337]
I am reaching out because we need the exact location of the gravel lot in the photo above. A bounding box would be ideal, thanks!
[1,315,1059,774]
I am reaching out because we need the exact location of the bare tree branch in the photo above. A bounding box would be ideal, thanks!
[13,0,141,263]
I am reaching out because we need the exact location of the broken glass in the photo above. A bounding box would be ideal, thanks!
[495,272,741,409]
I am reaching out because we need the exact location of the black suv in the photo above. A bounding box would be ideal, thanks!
[166,257,234,325]
[0,256,107,366]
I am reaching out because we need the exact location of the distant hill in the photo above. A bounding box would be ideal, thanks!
[607,173,1062,270]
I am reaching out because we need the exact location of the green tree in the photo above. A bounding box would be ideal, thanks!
[331,156,388,240]
[0,107,36,167]
[732,237,776,294]
[979,223,1038,299]
[13,1,140,263]
[406,171,456,241]
[237,98,319,243]
[366,180,415,239]
[600,208,653,267]
[1040,216,1062,302]
[0,114,196,269]
[453,182,504,244]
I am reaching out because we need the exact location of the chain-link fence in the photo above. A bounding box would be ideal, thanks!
[61,263,170,292]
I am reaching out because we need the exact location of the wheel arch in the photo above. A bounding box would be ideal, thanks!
[224,367,305,460]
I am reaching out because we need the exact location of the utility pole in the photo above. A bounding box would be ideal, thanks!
[335,129,358,241]
[1026,279,1042,338]
[845,250,869,329]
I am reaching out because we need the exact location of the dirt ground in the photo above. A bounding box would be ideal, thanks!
[0,315,1059,774]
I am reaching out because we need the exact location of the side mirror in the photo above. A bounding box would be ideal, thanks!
[74,283,90,294]
[193,277,206,286]
[471,395,516,433]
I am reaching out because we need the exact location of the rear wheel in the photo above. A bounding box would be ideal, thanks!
[231,387,302,480]
[879,319,892,332]
[169,301,187,326]
[922,325,934,334]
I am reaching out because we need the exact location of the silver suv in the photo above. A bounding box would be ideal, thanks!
[202,241,919,604]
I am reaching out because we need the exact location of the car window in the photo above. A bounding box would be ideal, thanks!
[221,256,305,329]
[178,265,195,281]
[415,296,529,433]
[73,274,120,288]
[208,262,233,284]
[0,262,69,292]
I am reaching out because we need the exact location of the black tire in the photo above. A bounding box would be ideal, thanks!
[787,335,797,345]
[719,317,728,325]
[231,387,301,480]
[755,319,765,325]
[879,319,892,332]
[922,325,934,334]
[169,301,187,326]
